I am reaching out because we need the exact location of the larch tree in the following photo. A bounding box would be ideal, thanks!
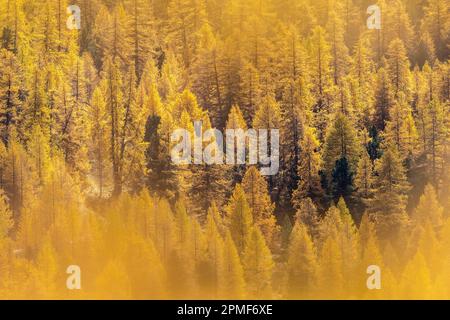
[2,130,33,213]
[277,26,312,206]
[221,230,245,299]
[225,104,247,182]
[357,213,384,294]
[167,0,206,69]
[354,148,373,200]
[0,49,23,143]
[0,0,26,54]
[307,26,335,139]
[336,197,359,291]
[252,94,282,130]
[27,125,51,186]
[291,126,322,205]
[124,233,167,299]
[123,0,156,80]
[322,112,361,198]
[103,60,147,196]
[225,184,253,255]
[400,252,432,299]
[252,94,282,192]
[318,235,344,298]
[144,83,180,201]
[241,166,277,247]
[349,34,376,129]
[413,183,444,229]
[383,93,419,162]
[93,3,131,68]
[383,0,415,56]
[35,236,58,298]
[191,23,225,126]
[326,10,349,86]
[367,145,410,241]
[89,86,111,198]
[373,66,394,131]
[242,227,274,299]
[385,38,412,100]
[95,259,132,299]
[0,189,13,238]
[238,59,261,125]
[425,99,447,188]
[202,211,224,297]
[421,0,449,60]
[226,104,247,130]
[294,197,320,240]
[286,221,318,298]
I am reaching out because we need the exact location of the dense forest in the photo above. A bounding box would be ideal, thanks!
[0,0,449,299]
